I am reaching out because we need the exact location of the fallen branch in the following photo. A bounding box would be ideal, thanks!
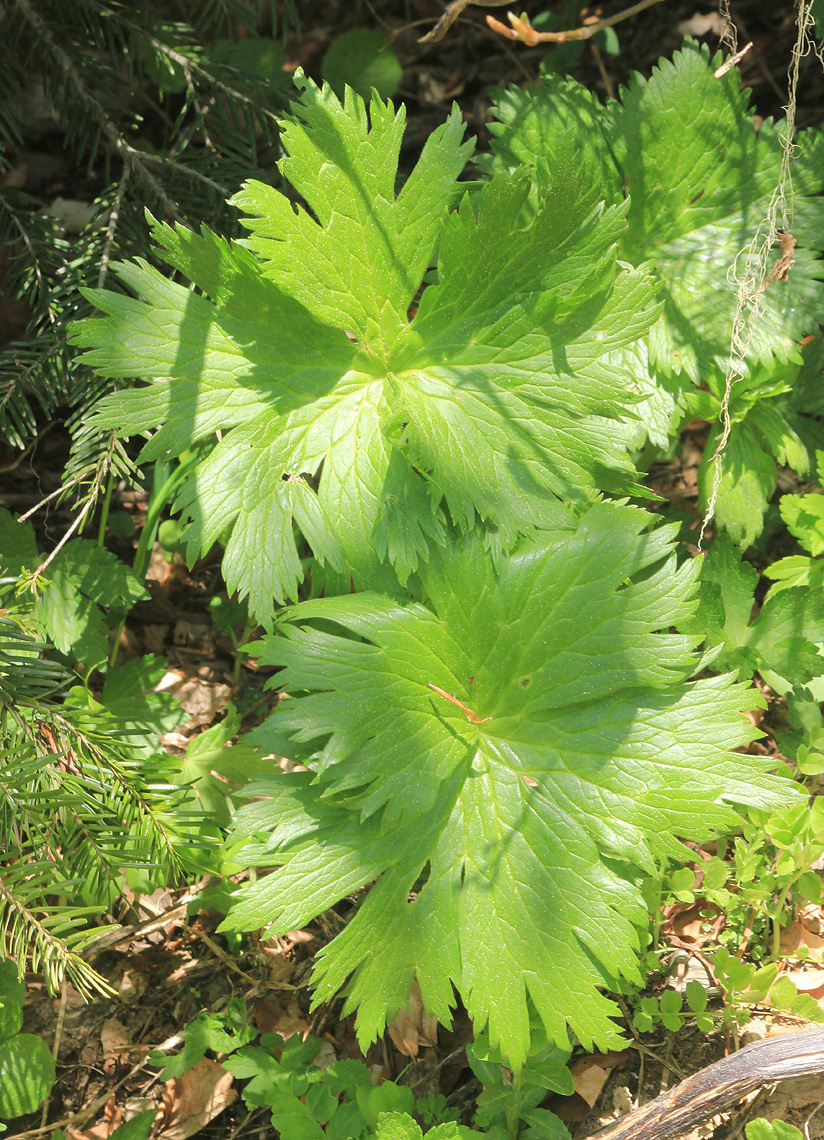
[588,1028,824,1140]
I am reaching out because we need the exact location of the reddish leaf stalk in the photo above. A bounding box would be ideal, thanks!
[428,683,492,724]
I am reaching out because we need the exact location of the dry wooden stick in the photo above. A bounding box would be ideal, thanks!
[587,1028,824,1140]
[419,0,510,44]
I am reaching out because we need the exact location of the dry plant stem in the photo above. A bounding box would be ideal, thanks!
[699,0,814,547]
[591,42,616,99]
[406,1047,469,1092]
[225,1108,259,1140]
[658,1035,676,1095]
[40,978,67,1130]
[720,1095,767,1140]
[16,472,90,522]
[80,891,203,960]
[428,683,492,723]
[771,874,796,959]
[804,1095,824,1139]
[31,497,94,581]
[614,996,685,1084]
[718,0,739,56]
[0,423,59,473]
[486,0,666,45]
[195,929,270,989]
[730,9,787,101]
[713,42,753,79]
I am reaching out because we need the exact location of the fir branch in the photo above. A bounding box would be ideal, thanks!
[97,164,130,290]
[0,870,114,999]
[11,0,183,221]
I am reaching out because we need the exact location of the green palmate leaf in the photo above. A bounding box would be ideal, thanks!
[372,1116,478,1140]
[268,1096,325,1140]
[708,402,812,547]
[751,589,824,692]
[469,1026,571,1137]
[65,654,182,758]
[764,554,824,597]
[678,345,822,546]
[0,511,148,668]
[687,537,824,689]
[484,40,824,382]
[224,1048,301,1108]
[152,1003,256,1080]
[35,534,151,667]
[321,29,402,101]
[764,444,824,596]
[781,489,824,556]
[746,1122,803,1140]
[73,79,660,626]
[221,503,797,1062]
[176,702,259,826]
[688,536,759,674]
[105,1111,156,1140]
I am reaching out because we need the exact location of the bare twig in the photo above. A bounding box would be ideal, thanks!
[39,978,68,1130]
[486,0,666,46]
[714,41,753,78]
[419,0,510,44]
[31,498,94,581]
[15,471,90,521]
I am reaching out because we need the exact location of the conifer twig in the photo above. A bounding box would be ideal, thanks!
[12,0,183,221]
[97,163,129,290]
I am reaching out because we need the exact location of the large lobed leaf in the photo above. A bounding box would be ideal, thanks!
[483,40,824,384]
[221,504,798,1062]
[72,80,660,625]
